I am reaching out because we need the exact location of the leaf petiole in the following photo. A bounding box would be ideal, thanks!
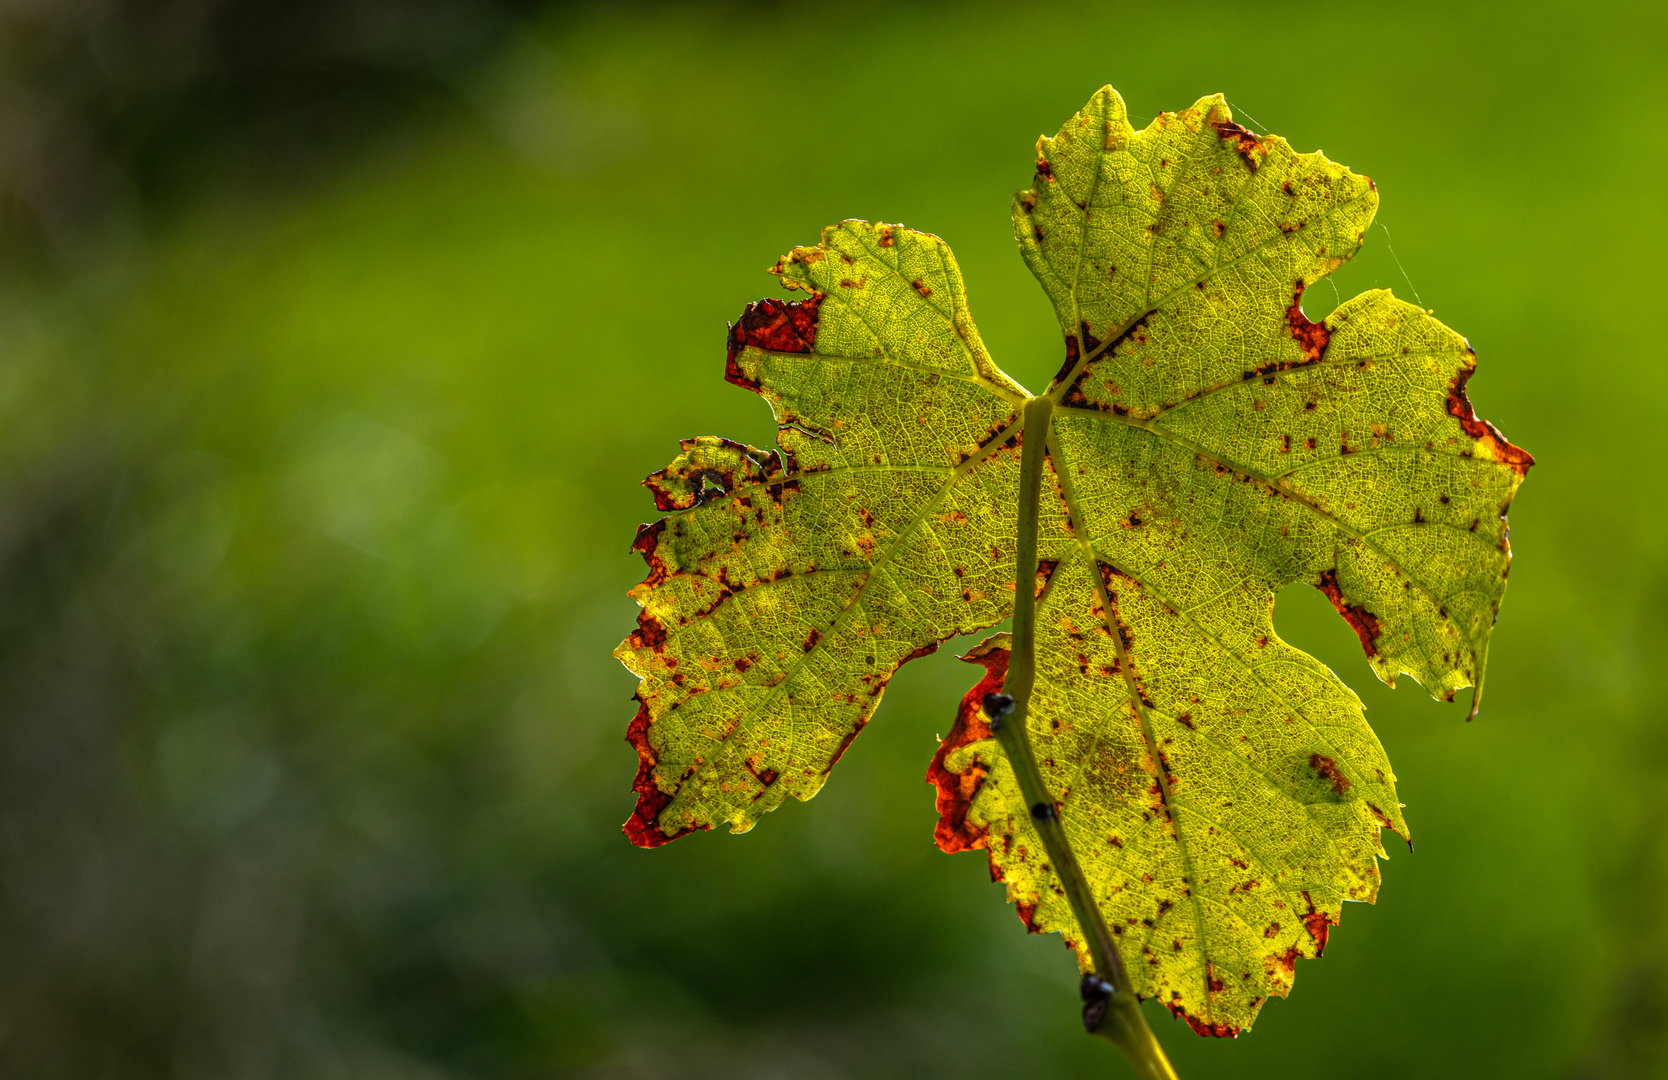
[997,395,1179,1080]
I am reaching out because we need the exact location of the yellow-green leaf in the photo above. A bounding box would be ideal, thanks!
[618,87,1530,1038]
[619,221,1036,844]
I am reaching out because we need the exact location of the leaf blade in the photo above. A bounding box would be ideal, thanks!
[619,222,1029,844]
[933,87,1530,1036]
[623,88,1530,1041]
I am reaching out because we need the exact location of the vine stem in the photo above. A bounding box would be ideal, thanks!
[995,395,1179,1080]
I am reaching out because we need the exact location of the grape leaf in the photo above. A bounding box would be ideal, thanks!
[616,88,1530,1037]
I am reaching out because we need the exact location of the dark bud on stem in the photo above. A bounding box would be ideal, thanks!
[982,692,1015,732]
[1080,973,1114,1033]
[1031,802,1057,823]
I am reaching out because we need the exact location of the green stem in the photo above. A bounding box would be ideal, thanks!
[995,395,1178,1080]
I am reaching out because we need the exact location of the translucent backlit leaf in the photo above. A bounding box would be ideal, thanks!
[616,88,1530,1037]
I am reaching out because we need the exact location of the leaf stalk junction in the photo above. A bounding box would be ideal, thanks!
[997,394,1180,1080]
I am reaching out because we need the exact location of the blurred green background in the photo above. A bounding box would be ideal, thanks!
[0,0,1662,1077]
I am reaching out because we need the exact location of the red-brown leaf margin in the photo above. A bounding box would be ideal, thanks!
[926,640,1010,858]
[623,287,827,847]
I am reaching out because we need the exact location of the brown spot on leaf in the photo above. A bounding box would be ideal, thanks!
[628,612,667,652]
[1284,282,1331,362]
[1309,752,1352,796]
[1052,333,1081,386]
[1034,558,1061,600]
[1213,119,1264,172]
[1080,321,1103,354]
[1059,316,1148,409]
[1301,892,1332,955]
[912,279,932,297]
[726,294,823,391]
[746,758,779,787]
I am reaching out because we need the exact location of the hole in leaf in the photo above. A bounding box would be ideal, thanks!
[1272,580,1370,677]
